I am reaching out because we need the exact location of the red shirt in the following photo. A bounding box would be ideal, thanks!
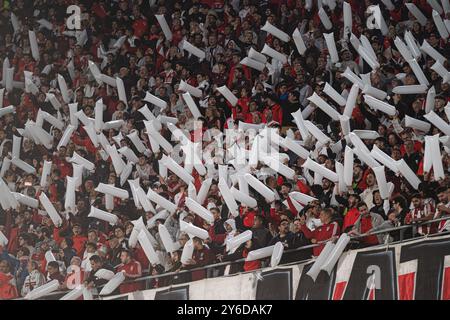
[117,259,144,294]
[0,273,18,300]
[72,131,97,155]
[133,18,148,38]
[7,227,21,254]
[241,209,256,228]
[189,247,214,281]
[359,216,378,245]
[52,156,73,179]
[72,235,88,257]
[243,249,261,271]
[343,208,360,231]
[208,222,226,245]
[133,246,150,270]
[271,104,282,124]
[301,221,341,256]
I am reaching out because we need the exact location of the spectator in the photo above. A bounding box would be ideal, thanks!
[251,215,272,248]
[391,196,412,241]
[348,202,385,248]
[435,188,450,233]
[268,219,298,264]
[405,193,435,237]
[21,260,46,297]
[0,260,19,299]
[116,249,143,294]
[220,237,261,273]
[292,218,312,261]
[84,255,115,295]
[299,209,341,256]
[183,237,214,281]
[46,261,65,285]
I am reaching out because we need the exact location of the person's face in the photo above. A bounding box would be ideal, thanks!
[253,217,262,228]
[438,191,448,203]
[90,260,101,271]
[391,148,401,160]
[58,147,67,158]
[208,35,217,46]
[388,212,397,222]
[120,252,129,264]
[373,191,382,204]
[77,199,86,210]
[178,235,189,246]
[342,51,351,61]
[322,179,331,189]
[353,166,363,178]
[88,231,97,243]
[412,100,421,113]
[359,205,369,216]
[393,202,400,211]
[193,239,202,250]
[224,223,233,233]
[405,140,414,153]
[212,210,220,221]
[126,223,133,234]
[18,236,26,246]
[47,265,57,275]
[15,215,24,225]
[70,257,81,267]
[319,211,331,224]
[375,139,384,149]
[73,225,81,235]
[115,228,125,238]
[279,221,289,234]
[0,261,8,273]
[293,220,301,233]
[411,197,422,208]
[366,173,375,187]
[281,185,290,195]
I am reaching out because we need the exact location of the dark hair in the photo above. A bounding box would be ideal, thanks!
[411,193,422,199]
[254,215,265,224]
[192,236,202,243]
[282,182,292,189]
[357,201,368,209]
[89,255,102,264]
[19,233,31,244]
[393,196,407,209]
[114,226,125,233]
[87,229,98,236]
[18,246,30,256]
[40,227,51,238]
[437,187,448,194]
[152,264,165,274]
[86,242,97,249]
[210,207,220,215]
[349,194,361,202]
[47,261,59,270]
[120,249,131,257]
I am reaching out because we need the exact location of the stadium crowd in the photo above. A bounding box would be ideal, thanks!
[0,0,450,299]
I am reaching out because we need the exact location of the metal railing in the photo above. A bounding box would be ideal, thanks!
[15,215,450,300]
